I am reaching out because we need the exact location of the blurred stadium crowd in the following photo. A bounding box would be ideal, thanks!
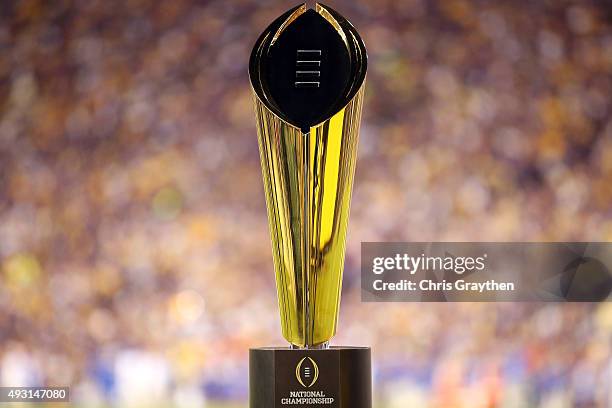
[0,0,611,406]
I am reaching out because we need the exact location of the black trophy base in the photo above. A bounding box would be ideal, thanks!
[249,346,371,408]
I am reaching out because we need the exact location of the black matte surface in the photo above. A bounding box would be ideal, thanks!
[249,347,275,406]
[249,347,372,408]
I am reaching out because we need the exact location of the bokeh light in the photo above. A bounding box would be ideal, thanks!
[0,0,611,407]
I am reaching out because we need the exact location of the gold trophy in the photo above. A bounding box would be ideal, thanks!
[249,3,370,407]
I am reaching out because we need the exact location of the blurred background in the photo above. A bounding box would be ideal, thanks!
[1,0,611,407]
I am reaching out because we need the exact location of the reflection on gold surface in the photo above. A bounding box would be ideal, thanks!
[250,3,367,348]
[253,85,365,347]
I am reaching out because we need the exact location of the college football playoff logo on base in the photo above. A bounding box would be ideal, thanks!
[295,356,319,388]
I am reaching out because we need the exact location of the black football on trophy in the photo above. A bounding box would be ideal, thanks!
[249,3,367,132]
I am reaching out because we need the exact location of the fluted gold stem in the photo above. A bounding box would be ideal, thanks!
[253,85,364,347]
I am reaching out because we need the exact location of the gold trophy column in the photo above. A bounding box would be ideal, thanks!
[254,88,364,347]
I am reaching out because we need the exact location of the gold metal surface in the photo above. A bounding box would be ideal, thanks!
[251,3,366,348]
[270,4,306,46]
[254,86,364,347]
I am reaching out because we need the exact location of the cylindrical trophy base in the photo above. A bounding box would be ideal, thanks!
[249,346,372,408]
